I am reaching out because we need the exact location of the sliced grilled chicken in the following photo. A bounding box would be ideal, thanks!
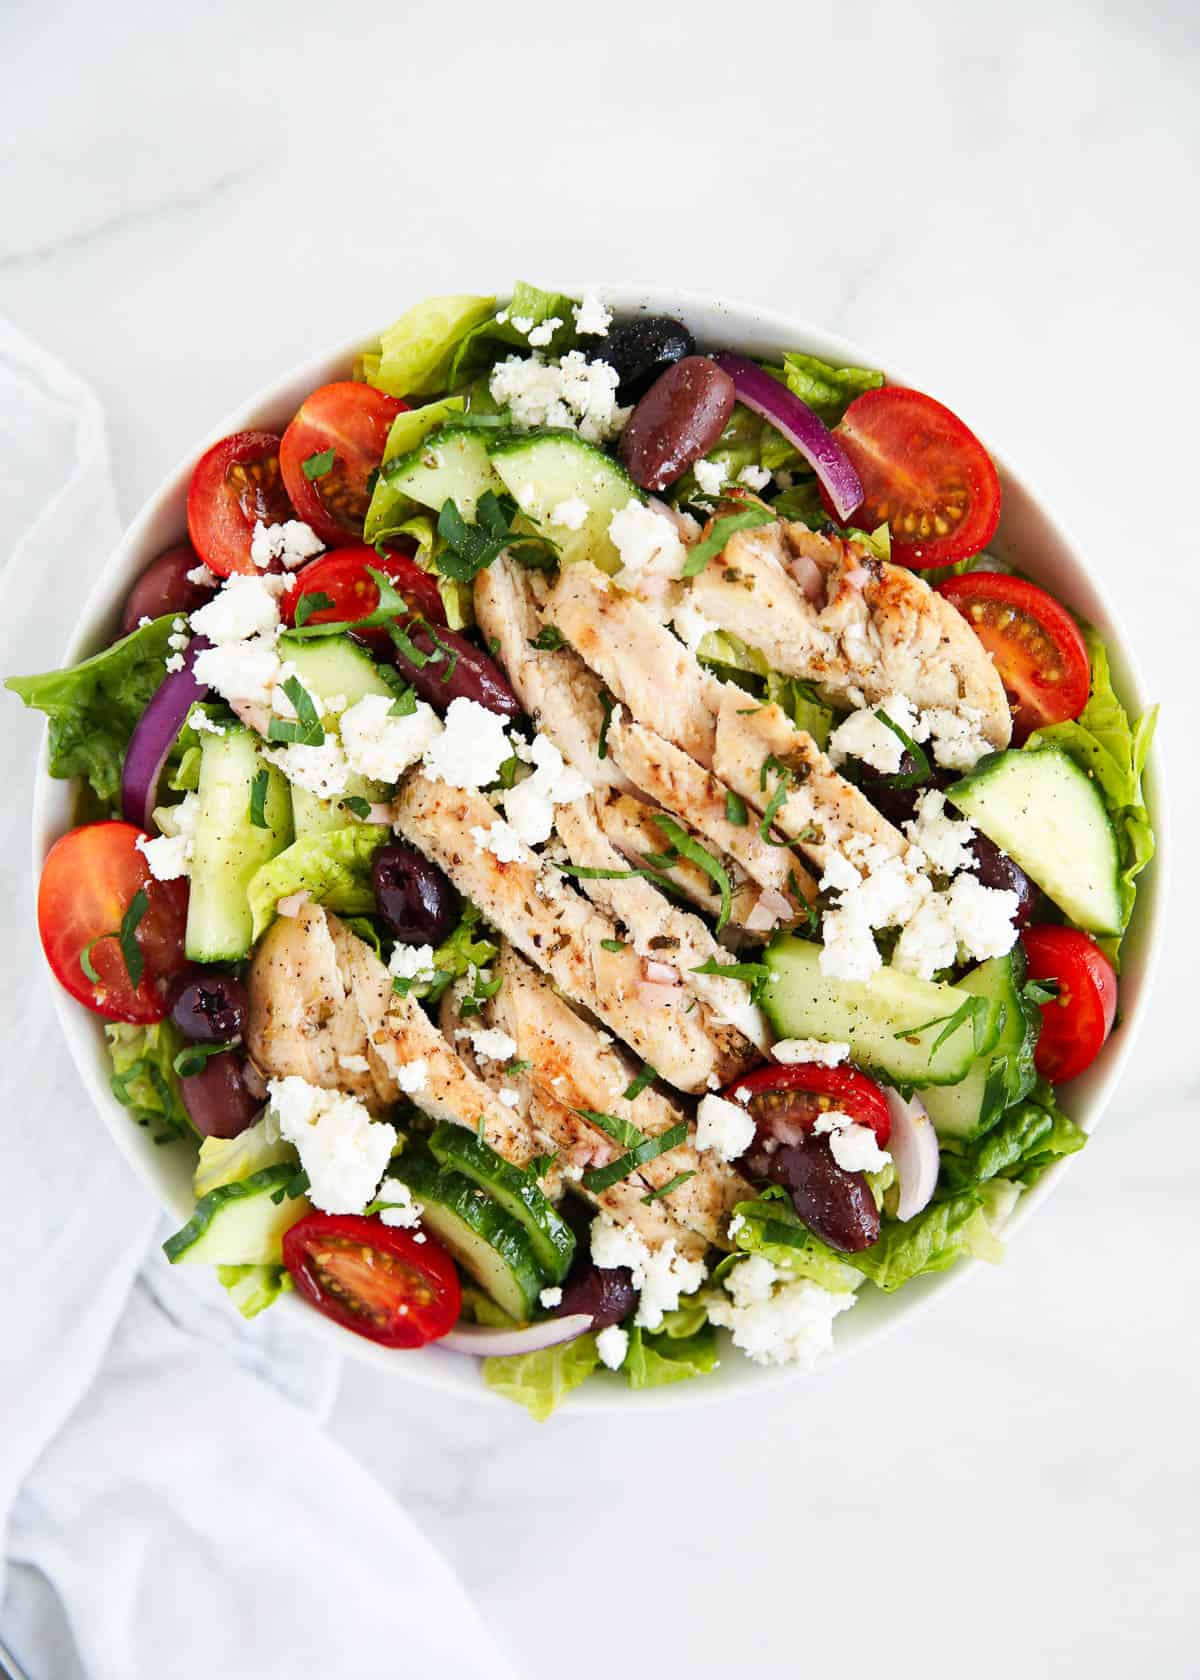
[393,772,758,1092]
[554,795,770,1050]
[593,790,772,934]
[489,945,752,1249]
[474,554,630,791]
[545,562,725,767]
[712,686,906,871]
[607,709,819,908]
[686,519,1011,746]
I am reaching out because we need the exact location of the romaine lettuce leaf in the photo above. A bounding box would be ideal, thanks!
[419,902,499,1004]
[247,825,388,942]
[364,294,497,398]
[624,1324,719,1389]
[939,1092,1087,1193]
[445,281,580,388]
[846,1189,984,1292]
[106,1019,194,1145]
[671,403,789,503]
[1025,629,1157,963]
[780,351,883,425]
[729,1193,862,1293]
[483,1333,599,1422]
[7,615,175,806]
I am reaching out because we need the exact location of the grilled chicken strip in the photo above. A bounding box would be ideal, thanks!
[712,686,906,872]
[474,554,631,791]
[393,772,759,1093]
[686,520,1011,746]
[554,795,770,1050]
[607,709,818,909]
[593,790,772,934]
[488,945,751,1249]
[545,562,725,767]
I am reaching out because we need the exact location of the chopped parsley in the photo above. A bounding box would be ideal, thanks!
[301,448,336,480]
[583,1121,689,1194]
[530,624,566,652]
[81,887,150,992]
[266,677,325,746]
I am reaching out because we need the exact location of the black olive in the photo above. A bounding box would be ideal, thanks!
[170,972,248,1043]
[969,833,1038,925]
[372,841,457,944]
[593,315,696,404]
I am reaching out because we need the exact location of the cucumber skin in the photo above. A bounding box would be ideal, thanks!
[164,1164,310,1266]
[185,729,292,963]
[382,425,503,522]
[389,1153,549,1320]
[488,430,641,572]
[919,951,1039,1142]
[428,1122,575,1283]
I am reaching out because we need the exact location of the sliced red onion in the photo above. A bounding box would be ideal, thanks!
[713,352,863,522]
[438,1313,593,1358]
[884,1087,940,1221]
[121,636,211,832]
[786,554,825,602]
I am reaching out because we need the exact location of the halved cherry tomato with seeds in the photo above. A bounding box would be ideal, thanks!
[825,387,1001,569]
[282,1213,461,1347]
[725,1062,892,1146]
[279,382,407,547]
[282,543,445,642]
[938,571,1090,738]
[38,821,189,1023]
[1021,925,1117,1083]
[187,430,291,578]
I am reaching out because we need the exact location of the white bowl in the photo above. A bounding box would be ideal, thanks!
[31,287,1167,1411]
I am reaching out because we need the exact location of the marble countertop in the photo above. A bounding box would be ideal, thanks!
[4,0,1197,1673]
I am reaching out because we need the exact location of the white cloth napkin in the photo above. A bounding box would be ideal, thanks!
[0,322,516,1680]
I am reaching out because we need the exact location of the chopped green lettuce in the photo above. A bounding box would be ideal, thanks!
[939,1091,1087,1193]
[106,1020,193,1145]
[767,672,834,751]
[363,294,497,398]
[217,1264,291,1319]
[846,1189,985,1292]
[445,281,580,388]
[483,1333,599,1422]
[7,615,175,806]
[729,1193,863,1293]
[418,902,499,1004]
[779,351,883,425]
[672,403,790,503]
[1025,629,1157,964]
[624,1324,720,1389]
[247,824,388,941]
[194,1112,296,1198]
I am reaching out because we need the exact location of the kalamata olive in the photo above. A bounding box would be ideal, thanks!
[373,841,457,944]
[120,542,214,637]
[170,971,248,1043]
[744,1130,880,1253]
[383,621,521,720]
[556,1263,637,1330]
[594,315,696,404]
[969,832,1038,924]
[618,356,737,492]
[849,764,924,828]
[180,1051,261,1139]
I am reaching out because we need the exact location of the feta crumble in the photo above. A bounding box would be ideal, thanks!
[905,788,976,876]
[811,1110,892,1174]
[573,291,612,337]
[376,1178,423,1229]
[502,732,590,846]
[134,791,199,881]
[189,574,281,644]
[539,1285,564,1309]
[488,351,629,445]
[498,1087,521,1109]
[589,1214,706,1331]
[462,1025,517,1064]
[828,692,921,775]
[471,819,525,863]
[249,519,324,571]
[388,944,437,985]
[394,1057,428,1096]
[185,562,219,589]
[707,1254,854,1368]
[547,497,589,531]
[421,697,513,790]
[607,499,687,587]
[771,1038,850,1067]
[694,1094,756,1162]
[693,457,728,497]
[268,1075,396,1215]
[596,1324,629,1370]
[924,706,993,772]
[340,692,443,783]
[263,739,350,801]
[670,600,719,655]
[525,315,563,348]
[737,464,772,491]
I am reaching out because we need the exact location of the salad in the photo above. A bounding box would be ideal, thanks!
[9,284,1157,1419]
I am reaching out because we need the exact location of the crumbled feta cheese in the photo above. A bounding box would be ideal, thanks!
[137,615,153,628]
[608,499,687,587]
[269,1075,396,1215]
[589,1214,707,1330]
[502,732,590,846]
[905,788,976,876]
[695,1094,756,1162]
[737,464,772,491]
[693,457,728,497]
[135,791,199,881]
[394,1057,428,1096]
[463,1025,517,1064]
[471,819,525,863]
[924,706,992,772]
[250,519,324,571]
[185,562,219,589]
[338,1053,370,1074]
[488,351,629,444]
[263,739,350,801]
[891,894,958,979]
[376,1178,423,1229]
[727,1212,746,1241]
[190,710,225,734]
[819,902,884,982]
[811,1110,892,1174]
[596,1324,629,1370]
[819,850,863,895]
[340,692,443,783]
[539,1285,564,1309]
[828,692,920,774]
[771,1038,850,1067]
[525,315,563,348]
[498,1087,521,1109]
[573,291,612,337]
[548,497,589,531]
[189,574,281,644]
[945,871,1020,962]
[671,600,718,654]
[421,697,513,790]
[509,315,534,335]
[164,652,185,673]
[388,943,436,984]
[707,1254,854,1367]
[192,635,281,707]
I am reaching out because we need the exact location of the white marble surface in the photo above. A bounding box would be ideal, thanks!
[4,0,1198,1674]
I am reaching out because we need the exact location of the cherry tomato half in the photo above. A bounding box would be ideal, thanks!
[282,1213,461,1348]
[938,571,1091,738]
[1021,924,1117,1083]
[282,543,446,646]
[187,430,291,578]
[825,387,1001,569]
[279,382,407,547]
[38,821,189,1023]
[725,1062,892,1147]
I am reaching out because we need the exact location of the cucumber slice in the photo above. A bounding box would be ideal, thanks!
[488,430,642,572]
[277,632,398,710]
[186,727,292,962]
[428,1122,575,1283]
[761,935,1004,1087]
[389,1153,549,1320]
[164,1164,311,1266]
[381,425,503,521]
[947,748,1121,935]
[919,951,1038,1140]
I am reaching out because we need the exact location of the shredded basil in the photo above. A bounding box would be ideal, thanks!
[622,1064,657,1102]
[874,709,932,788]
[530,624,566,652]
[894,995,997,1058]
[576,1108,646,1149]
[649,813,732,932]
[286,567,411,641]
[600,937,627,953]
[583,1121,689,1193]
[172,1040,238,1079]
[85,889,151,991]
[641,1170,697,1204]
[681,506,776,579]
[597,688,615,759]
[758,760,793,844]
[267,677,325,746]
[340,794,372,820]
[725,789,748,826]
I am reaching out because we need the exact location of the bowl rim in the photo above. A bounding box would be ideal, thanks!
[29,283,1169,1414]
